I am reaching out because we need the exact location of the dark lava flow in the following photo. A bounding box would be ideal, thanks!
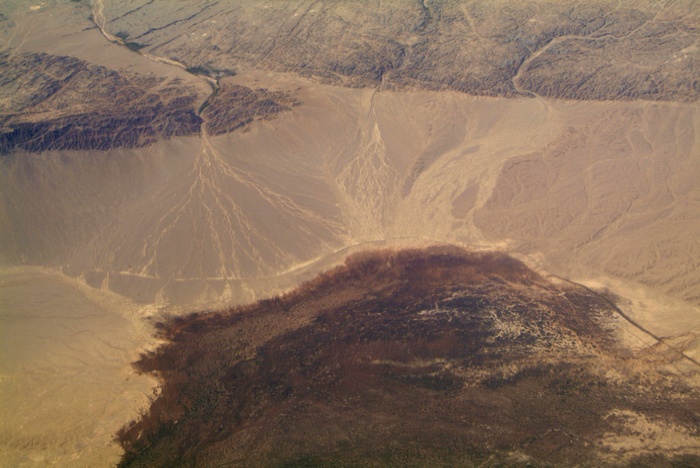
[118,247,700,467]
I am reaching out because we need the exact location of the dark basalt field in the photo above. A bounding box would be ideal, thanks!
[117,248,700,466]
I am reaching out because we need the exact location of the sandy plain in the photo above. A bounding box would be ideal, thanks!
[0,267,158,467]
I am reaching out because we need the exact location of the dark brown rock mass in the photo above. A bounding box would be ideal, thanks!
[0,52,299,154]
[0,52,202,154]
[201,84,299,136]
[117,248,700,466]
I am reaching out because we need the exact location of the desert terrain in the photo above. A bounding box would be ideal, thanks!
[1,0,699,465]
[117,248,700,466]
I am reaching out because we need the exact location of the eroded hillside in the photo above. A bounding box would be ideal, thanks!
[0,51,202,153]
[0,51,299,153]
[101,0,699,102]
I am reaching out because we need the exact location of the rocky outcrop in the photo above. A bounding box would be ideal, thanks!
[201,84,299,136]
[0,52,301,154]
[0,52,202,154]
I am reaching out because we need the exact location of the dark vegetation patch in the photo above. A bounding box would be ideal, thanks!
[124,41,147,52]
[117,247,700,466]
[185,65,236,80]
